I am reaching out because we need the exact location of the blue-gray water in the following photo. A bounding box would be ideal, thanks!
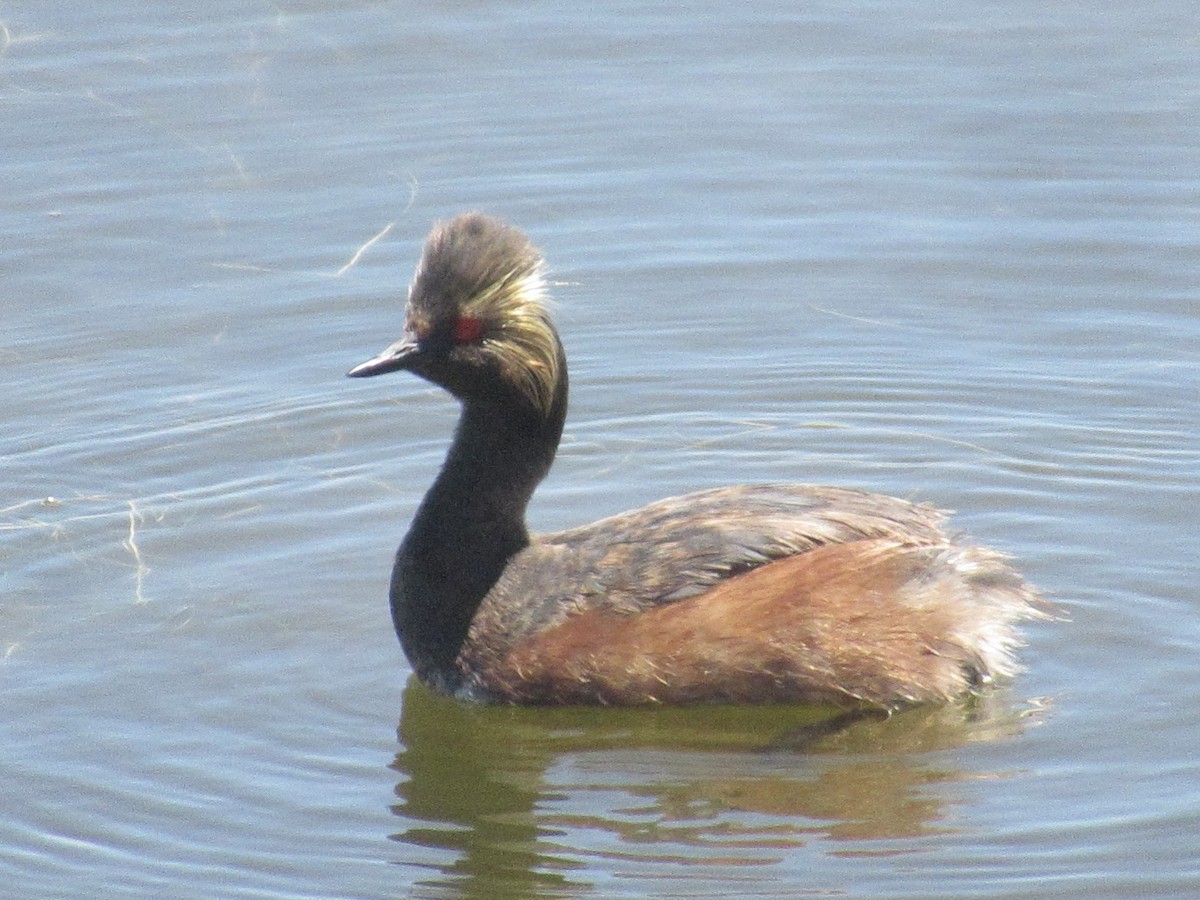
[3,2,1198,897]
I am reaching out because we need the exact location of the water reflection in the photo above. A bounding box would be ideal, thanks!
[388,680,1041,896]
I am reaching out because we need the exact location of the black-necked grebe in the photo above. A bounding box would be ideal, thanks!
[348,212,1046,707]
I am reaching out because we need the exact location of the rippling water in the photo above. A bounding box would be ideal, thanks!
[3,2,1198,897]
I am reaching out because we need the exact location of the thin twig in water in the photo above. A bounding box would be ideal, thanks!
[0,497,61,516]
[336,222,394,276]
[808,304,897,328]
[211,262,275,273]
[0,21,51,54]
[222,143,249,183]
[890,429,1009,459]
[124,500,149,603]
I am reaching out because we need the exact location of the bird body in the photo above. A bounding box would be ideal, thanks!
[349,212,1046,707]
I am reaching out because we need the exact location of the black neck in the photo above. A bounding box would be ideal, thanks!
[391,378,567,686]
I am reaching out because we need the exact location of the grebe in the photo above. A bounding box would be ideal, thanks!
[348,212,1046,707]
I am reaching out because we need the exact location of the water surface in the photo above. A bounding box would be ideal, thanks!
[3,2,1198,897]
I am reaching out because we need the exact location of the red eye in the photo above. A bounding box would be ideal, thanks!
[453,316,485,344]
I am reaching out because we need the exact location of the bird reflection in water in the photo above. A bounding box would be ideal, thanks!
[386,680,1048,895]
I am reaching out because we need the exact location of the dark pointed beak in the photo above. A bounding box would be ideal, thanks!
[346,336,421,378]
